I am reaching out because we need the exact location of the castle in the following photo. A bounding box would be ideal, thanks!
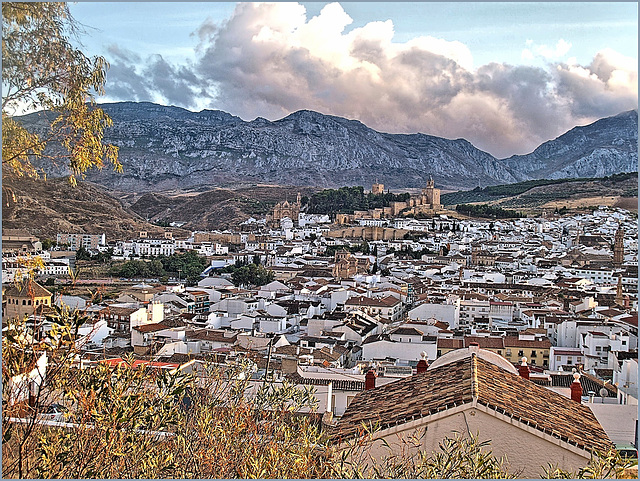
[407,175,441,213]
[335,177,443,225]
[377,176,442,217]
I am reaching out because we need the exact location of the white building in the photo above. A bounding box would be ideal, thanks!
[408,298,460,329]
[134,239,176,257]
[549,346,584,371]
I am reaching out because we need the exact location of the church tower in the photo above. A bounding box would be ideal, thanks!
[422,175,441,209]
[613,226,624,266]
[615,276,625,307]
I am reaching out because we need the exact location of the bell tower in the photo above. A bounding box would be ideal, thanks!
[613,226,624,266]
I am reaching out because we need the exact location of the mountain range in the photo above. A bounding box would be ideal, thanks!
[18,102,638,192]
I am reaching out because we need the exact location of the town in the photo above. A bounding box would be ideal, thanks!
[3,180,637,473]
[3,1,638,478]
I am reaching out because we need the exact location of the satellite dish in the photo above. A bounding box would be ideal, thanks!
[599,387,608,398]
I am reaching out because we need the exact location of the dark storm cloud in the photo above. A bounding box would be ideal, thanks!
[104,44,209,108]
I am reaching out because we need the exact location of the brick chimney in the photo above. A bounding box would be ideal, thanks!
[417,351,429,373]
[518,357,530,380]
[570,372,583,402]
[365,369,376,390]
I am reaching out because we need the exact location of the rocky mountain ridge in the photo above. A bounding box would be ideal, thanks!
[17,102,638,192]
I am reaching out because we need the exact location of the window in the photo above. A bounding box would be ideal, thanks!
[531,350,537,357]
[576,357,582,362]
[543,360,548,367]
[506,349,512,356]
[556,356,562,361]
[622,340,627,345]
[518,350,524,357]
[567,359,573,365]
[596,346,601,352]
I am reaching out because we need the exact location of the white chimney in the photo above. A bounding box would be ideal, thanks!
[326,381,333,413]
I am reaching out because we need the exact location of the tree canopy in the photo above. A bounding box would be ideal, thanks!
[2,2,120,184]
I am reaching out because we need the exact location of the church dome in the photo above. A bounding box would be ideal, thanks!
[428,344,517,374]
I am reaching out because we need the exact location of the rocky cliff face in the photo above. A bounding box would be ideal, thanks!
[499,110,638,180]
[18,102,637,192]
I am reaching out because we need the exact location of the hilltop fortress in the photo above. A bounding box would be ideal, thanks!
[337,177,443,225]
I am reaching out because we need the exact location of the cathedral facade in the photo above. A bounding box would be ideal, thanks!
[267,193,302,227]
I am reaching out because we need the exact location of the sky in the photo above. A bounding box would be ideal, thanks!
[69,2,638,158]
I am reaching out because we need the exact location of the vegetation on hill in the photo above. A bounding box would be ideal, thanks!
[304,186,410,216]
[109,251,208,285]
[455,204,525,219]
[441,172,638,205]
[216,259,276,287]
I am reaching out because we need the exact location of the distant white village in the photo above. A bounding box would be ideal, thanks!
[2,193,638,467]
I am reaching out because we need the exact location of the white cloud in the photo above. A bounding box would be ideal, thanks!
[104,2,638,158]
[521,39,572,62]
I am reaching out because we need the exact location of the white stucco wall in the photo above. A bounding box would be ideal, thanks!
[408,303,459,328]
[347,404,592,478]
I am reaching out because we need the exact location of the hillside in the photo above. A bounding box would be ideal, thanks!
[441,172,638,205]
[500,110,638,179]
[485,176,638,213]
[1,176,186,240]
[124,185,318,231]
[15,102,636,193]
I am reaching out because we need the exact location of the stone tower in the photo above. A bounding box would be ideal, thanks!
[422,175,441,209]
[613,226,624,266]
[615,276,624,306]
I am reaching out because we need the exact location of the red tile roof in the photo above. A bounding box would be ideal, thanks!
[4,281,52,298]
[134,322,170,333]
[332,355,612,454]
[437,338,464,349]
[464,336,505,349]
[345,295,401,308]
[504,336,551,348]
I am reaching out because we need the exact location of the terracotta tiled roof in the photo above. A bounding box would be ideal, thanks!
[99,306,140,317]
[134,322,170,333]
[274,345,312,357]
[504,336,551,348]
[391,327,424,337]
[437,338,464,349]
[4,281,52,299]
[286,372,364,391]
[464,336,505,349]
[551,349,583,356]
[546,372,617,397]
[332,355,612,453]
[186,329,238,343]
[587,331,609,337]
[345,295,400,308]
